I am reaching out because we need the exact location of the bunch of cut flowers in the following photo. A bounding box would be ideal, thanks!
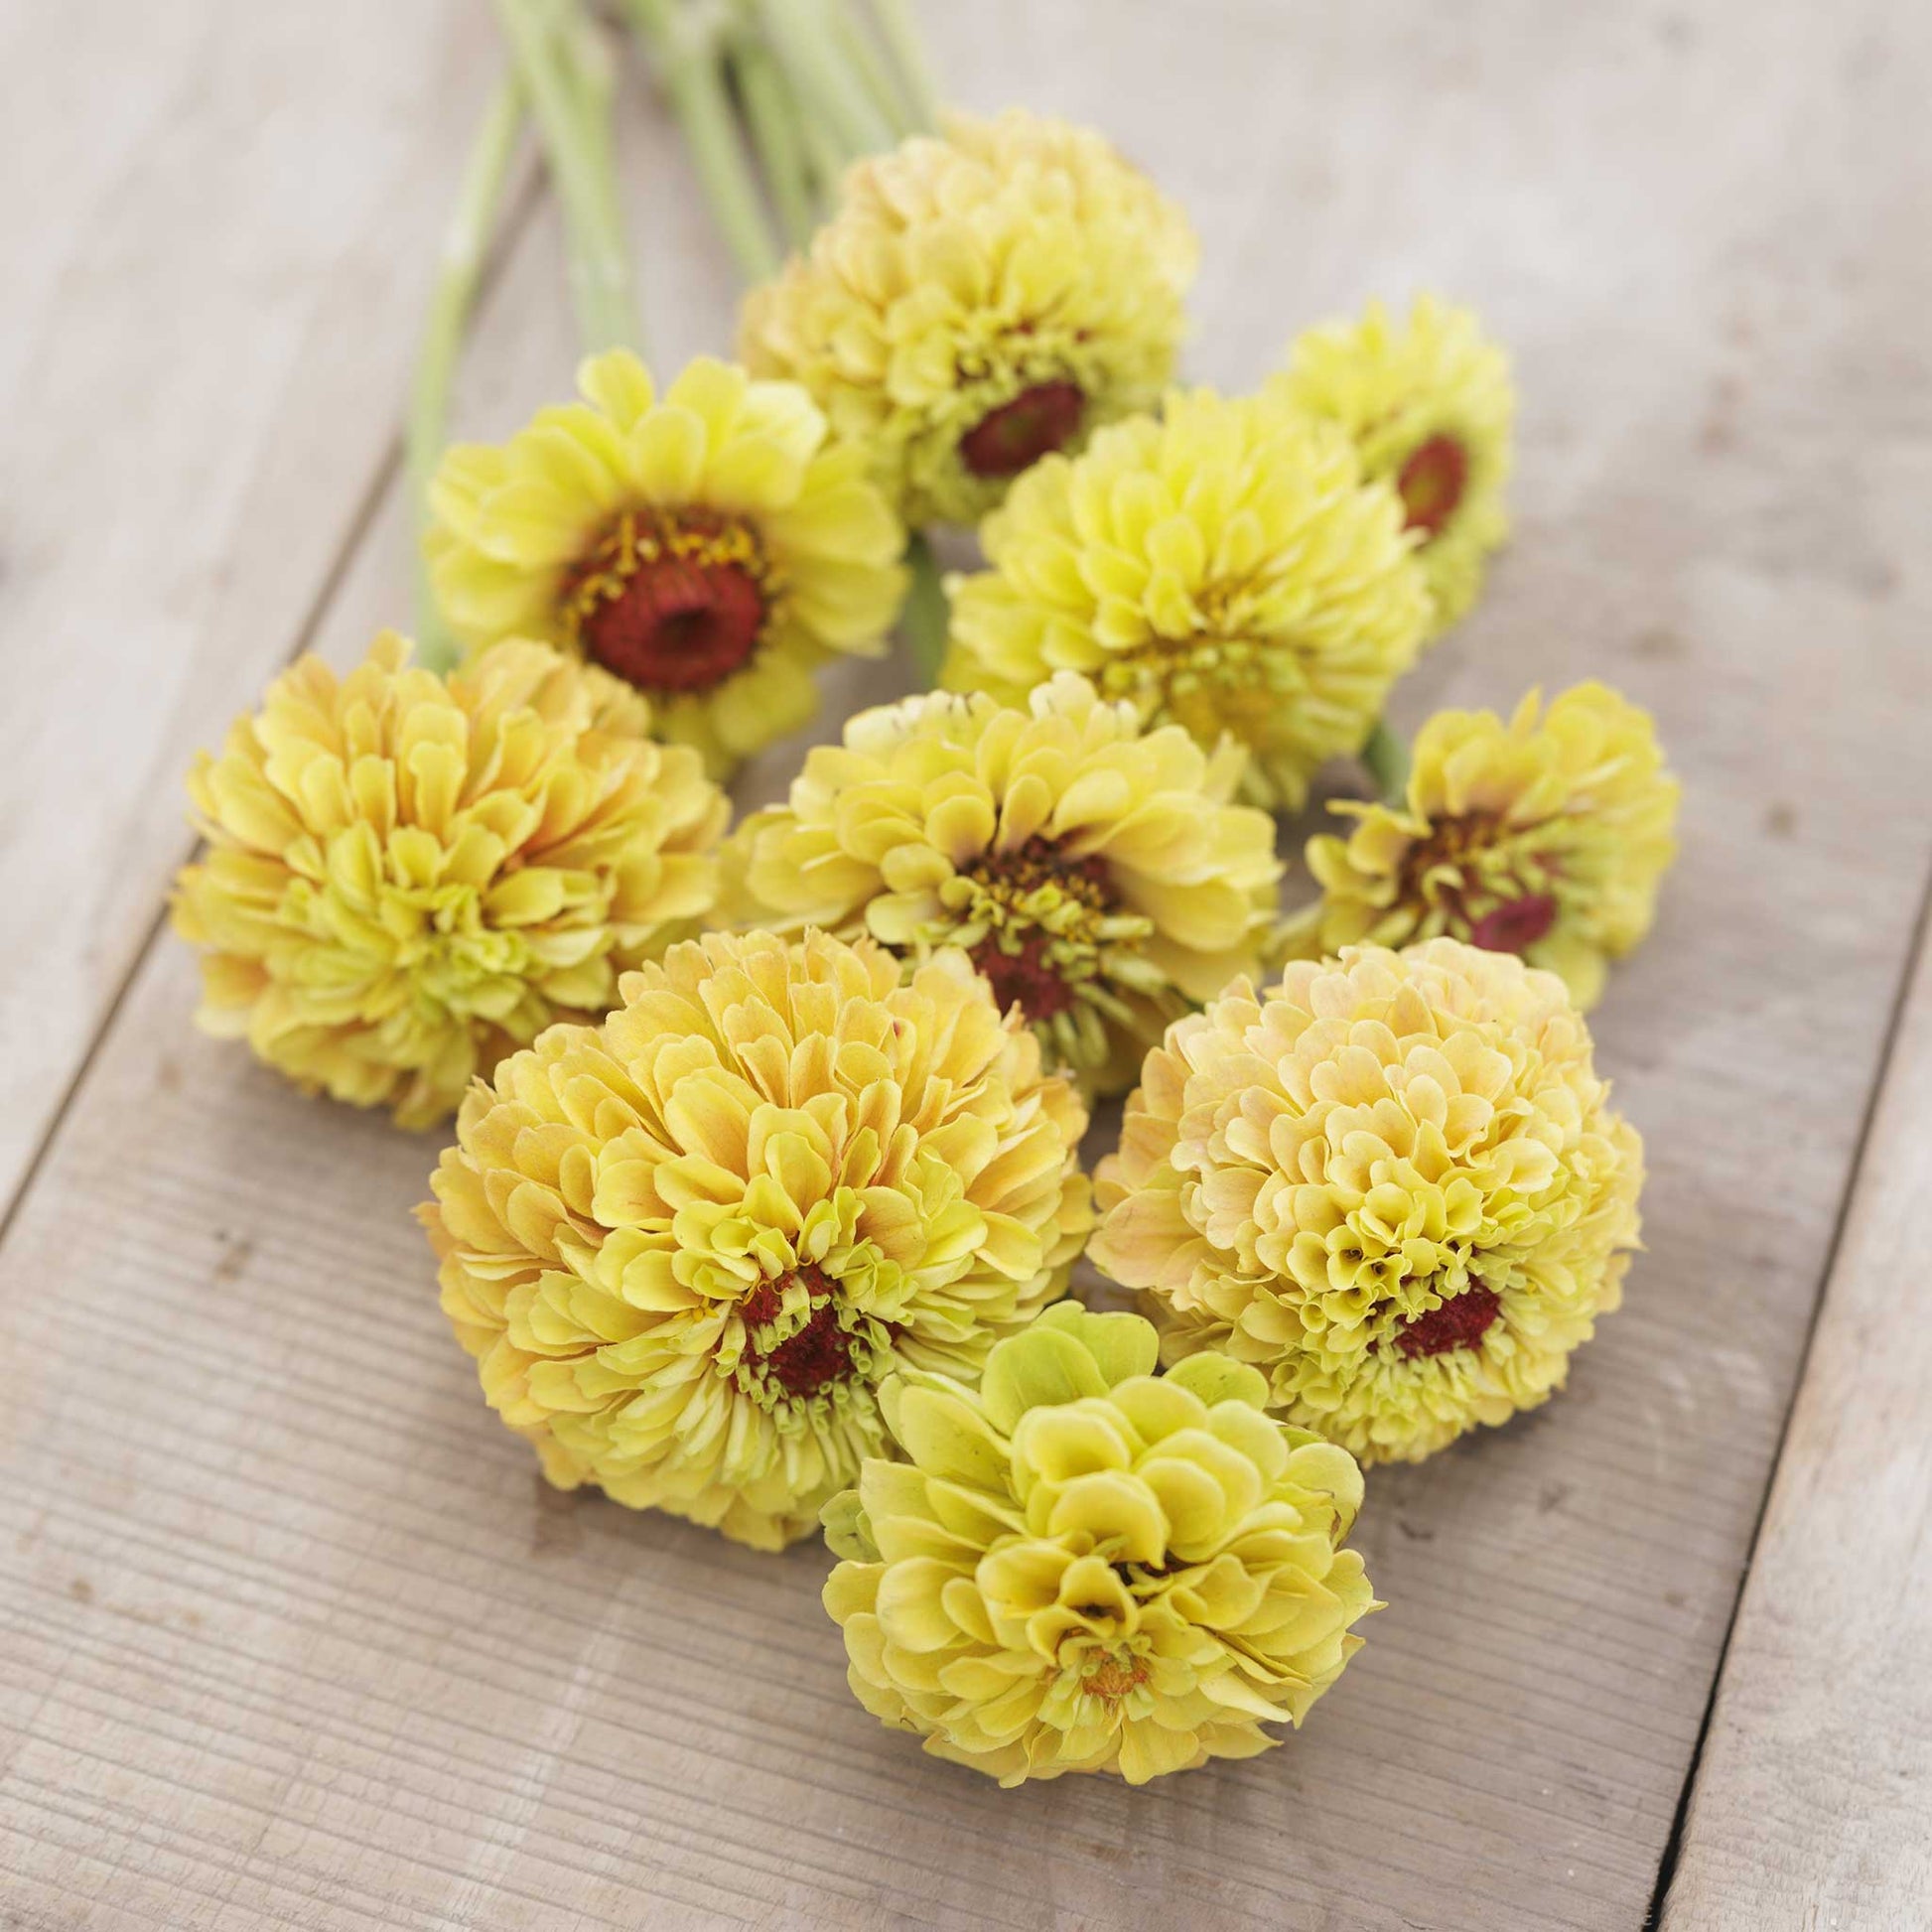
[171,0,1679,1789]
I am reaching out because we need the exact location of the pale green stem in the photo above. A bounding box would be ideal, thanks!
[1362,719,1411,803]
[827,0,915,137]
[755,0,894,159]
[494,0,643,353]
[730,31,819,245]
[625,0,781,282]
[409,72,525,674]
[866,0,938,131]
[901,533,949,686]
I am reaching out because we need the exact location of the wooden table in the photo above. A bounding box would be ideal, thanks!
[4,3,1928,1926]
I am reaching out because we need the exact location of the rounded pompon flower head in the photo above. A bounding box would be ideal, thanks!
[1284,683,1680,1011]
[943,387,1433,811]
[171,634,727,1130]
[1275,294,1513,634]
[425,350,906,776]
[1088,939,1643,1464]
[821,1302,1379,1786]
[738,108,1197,529]
[422,931,1093,1550]
[724,674,1283,1092]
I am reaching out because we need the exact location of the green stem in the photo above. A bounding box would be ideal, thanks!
[867,0,938,131]
[755,0,894,159]
[1362,719,1411,803]
[901,533,949,686]
[827,0,915,137]
[625,0,781,282]
[409,71,525,674]
[730,31,819,246]
[493,0,643,353]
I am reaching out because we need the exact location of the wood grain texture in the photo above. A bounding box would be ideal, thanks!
[1660,905,1932,1931]
[3,2,1932,1929]
[0,0,519,1218]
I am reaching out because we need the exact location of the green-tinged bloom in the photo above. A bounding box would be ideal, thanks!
[423,931,1091,1550]
[1275,294,1514,634]
[1280,683,1680,1011]
[943,386,1432,810]
[822,1302,1379,1785]
[724,673,1283,1093]
[1090,940,1644,1463]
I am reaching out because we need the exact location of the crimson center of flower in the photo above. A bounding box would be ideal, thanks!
[1391,1283,1502,1360]
[1468,893,1558,954]
[1396,433,1468,539]
[740,1265,857,1399]
[562,508,770,696]
[961,837,1114,1023]
[960,379,1087,479]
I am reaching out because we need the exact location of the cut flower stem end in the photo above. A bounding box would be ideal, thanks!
[1362,718,1411,803]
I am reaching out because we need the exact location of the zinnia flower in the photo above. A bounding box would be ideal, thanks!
[425,349,906,775]
[943,387,1433,810]
[822,1301,1379,1786]
[738,108,1197,528]
[171,634,727,1129]
[1283,683,1680,1010]
[1276,295,1513,633]
[724,673,1283,1090]
[1089,939,1643,1463]
[422,930,1092,1550]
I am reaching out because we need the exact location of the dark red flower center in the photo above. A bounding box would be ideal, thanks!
[1396,433,1468,539]
[971,931,1077,1021]
[1468,893,1558,954]
[561,509,768,696]
[960,379,1086,479]
[740,1266,856,1399]
[961,837,1114,1023]
[1391,1283,1502,1360]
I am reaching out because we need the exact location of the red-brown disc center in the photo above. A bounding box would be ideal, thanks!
[960,379,1086,479]
[970,931,1078,1022]
[582,556,765,695]
[1391,1283,1502,1360]
[1468,892,1558,954]
[1396,433,1468,538]
[741,1266,856,1398]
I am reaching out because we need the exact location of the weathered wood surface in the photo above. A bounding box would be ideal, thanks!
[0,0,527,1219]
[3,2,1931,1928]
[1660,906,1932,1930]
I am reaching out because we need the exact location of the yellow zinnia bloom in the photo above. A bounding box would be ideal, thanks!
[822,1302,1379,1786]
[1089,939,1643,1464]
[738,108,1197,528]
[1284,682,1680,1010]
[425,350,907,776]
[725,673,1282,1090]
[171,634,728,1129]
[1277,294,1514,632]
[422,931,1092,1550]
[943,387,1433,810]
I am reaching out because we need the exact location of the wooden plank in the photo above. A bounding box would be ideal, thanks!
[0,0,523,1219]
[3,1,1932,1928]
[1660,904,1932,1929]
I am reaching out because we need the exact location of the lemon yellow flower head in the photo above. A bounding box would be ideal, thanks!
[943,387,1433,810]
[171,634,727,1130]
[1276,295,1513,633]
[1287,683,1680,1011]
[822,1301,1378,1786]
[425,350,906,776]
[1089,939,1643,1464]
[725,673,1282,1091]
[738,108,1197,528]
[422,930,1093,1550]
